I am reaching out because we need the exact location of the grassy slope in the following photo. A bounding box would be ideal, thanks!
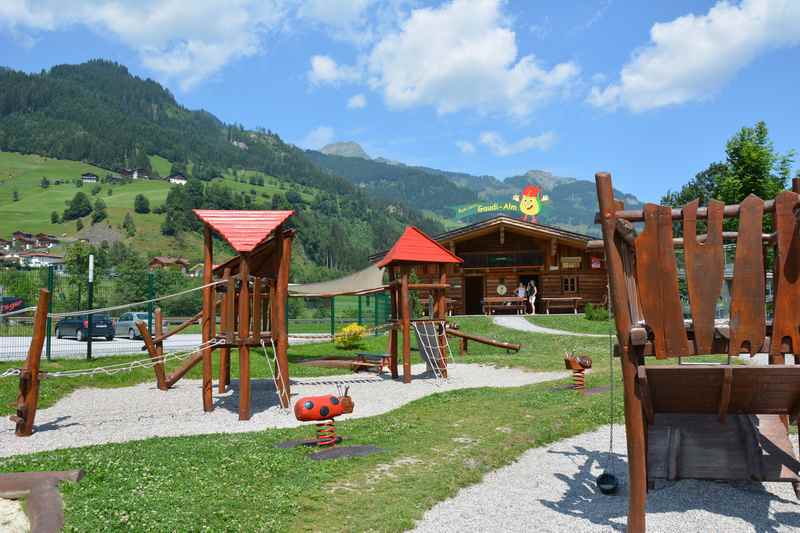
[0,317,623,531]
[528,315,614,336]
[0,151,312,262]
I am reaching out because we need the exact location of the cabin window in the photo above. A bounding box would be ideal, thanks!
[562,275,578,294]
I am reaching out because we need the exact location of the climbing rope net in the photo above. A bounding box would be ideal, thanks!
[411,320,455,384]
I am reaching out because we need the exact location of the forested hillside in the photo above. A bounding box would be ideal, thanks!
[0,60,444,277]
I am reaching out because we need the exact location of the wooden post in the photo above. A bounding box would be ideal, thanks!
[400,266,412,384]
[219,268,231,393]
[152,308,168,390]
[389,282,399,379]
[15,289,49,437]
[436,264,448,378]
[252,277,263,343]
[274,231,293,408]
[596,172,646,533]
[201,225,214,412]
[238,254,252,420]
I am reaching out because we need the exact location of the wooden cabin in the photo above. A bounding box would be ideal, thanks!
[386,216,607,315]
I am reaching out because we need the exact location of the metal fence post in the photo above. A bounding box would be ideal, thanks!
[330,297,335,337]
[373,294,379,336]
[357,295,362,325]
[45,265,54,361]
[147,271,154,334]
[86,255,94,361]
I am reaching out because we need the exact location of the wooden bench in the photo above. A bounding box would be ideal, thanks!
[354,352,393,373]
[596,172,800,532]
[481,296,526,315]
[540,296,582,314]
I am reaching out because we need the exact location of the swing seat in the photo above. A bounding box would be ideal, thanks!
[639,365,800,484]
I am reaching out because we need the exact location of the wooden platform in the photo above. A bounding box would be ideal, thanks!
[647,414,800,484]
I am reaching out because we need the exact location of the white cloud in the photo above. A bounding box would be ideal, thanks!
[479,131,555,156]
[0,0,289,90]
[456,140,476,154]
[347,93,367,109]
[301,126,335,149]
[308,54,361,85]
[589,0,800,112]
[367,0,579,118]
[297,0,373,45]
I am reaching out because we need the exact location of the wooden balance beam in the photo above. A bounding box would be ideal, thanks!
[445,328,521,355]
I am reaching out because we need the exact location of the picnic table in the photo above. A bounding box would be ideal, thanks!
[540,297,582,314]
[481,296,526,315]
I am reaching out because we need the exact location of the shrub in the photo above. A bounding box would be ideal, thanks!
[584,302,608,321]
[134,194,150,214]
[335,323,366,349]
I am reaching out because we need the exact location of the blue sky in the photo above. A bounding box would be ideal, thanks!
[1,0,799,201]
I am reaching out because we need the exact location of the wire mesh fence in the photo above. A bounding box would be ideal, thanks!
[1,267,393,362]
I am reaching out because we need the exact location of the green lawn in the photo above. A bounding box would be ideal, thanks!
[528,314,614,336]
[0,317,623,531]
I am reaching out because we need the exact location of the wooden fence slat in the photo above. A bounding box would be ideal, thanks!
[635,204,690,358]
[683,199,725,354]
[770,191,800,362]
[729,194,766,357]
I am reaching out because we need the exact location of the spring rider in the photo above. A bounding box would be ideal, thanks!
[277,386,383,460]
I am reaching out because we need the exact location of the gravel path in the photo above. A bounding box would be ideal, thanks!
[492,315,607,337]
[411,425,800,532]
[0,364,567,458]
[0,498,28,533]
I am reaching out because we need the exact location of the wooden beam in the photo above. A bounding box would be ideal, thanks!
[636,366,655,425]
[15,288,49,437]
[155,310,203,343]
[594,196,799,224]
[437,264,448,379]
[137,320,168,390]
[400,267,412,384]
[218,268,232,393]
[274,230,292,408]
[152,308,168,390]
[389,282,399,378]
[201,225,214,413]
[165,353,203,388]
[238,253,251,420]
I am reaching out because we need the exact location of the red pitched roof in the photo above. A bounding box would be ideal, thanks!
[376,226,462,268]
[193,210,294,253]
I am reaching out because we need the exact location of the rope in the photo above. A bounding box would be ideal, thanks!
[38,340,221,379]
[259,337,287,408]
[1,368,21,378]
[47,280,226,319]
[0,306,37,319]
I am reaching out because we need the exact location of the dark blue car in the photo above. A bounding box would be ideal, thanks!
[55,314,115,341]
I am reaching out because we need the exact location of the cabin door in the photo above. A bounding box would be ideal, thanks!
[464,276,484,315]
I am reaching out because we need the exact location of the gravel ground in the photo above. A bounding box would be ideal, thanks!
[0,363,567,458]
[0,498,29,533]
[411,425,800,533]
[493,315,607,337]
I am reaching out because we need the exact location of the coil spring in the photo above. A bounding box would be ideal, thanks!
[316,420,337,447]
[572,368,586,391]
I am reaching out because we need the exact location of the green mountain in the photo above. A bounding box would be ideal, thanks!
[0,60,444,277]
[320,142,371,159]
[305,143,643,236]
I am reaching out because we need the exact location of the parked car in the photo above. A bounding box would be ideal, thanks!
[54,314,115,341]
[115,312,167,339]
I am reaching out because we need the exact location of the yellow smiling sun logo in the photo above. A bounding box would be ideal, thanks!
[512,185,548,223]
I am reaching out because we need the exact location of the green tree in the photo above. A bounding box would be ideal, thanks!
[91,184,102,196]
[663,122,795,207]
[40,177,50,189]
[63,241,108,309]
[75,179,83,188]
[12,189,19,201]
[122,211,136,237]
[50,211,60,224]
[107,188,113,196]
[134,194,150,214]
[92,198,108,224]
[63,191,92,220]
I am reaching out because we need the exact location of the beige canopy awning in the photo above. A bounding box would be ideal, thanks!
[289,264,387,297]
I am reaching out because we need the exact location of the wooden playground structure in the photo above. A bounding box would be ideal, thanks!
[596,172,800,532]
[10,220,522,437]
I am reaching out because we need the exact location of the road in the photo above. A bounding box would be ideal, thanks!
[0,333,326,361]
